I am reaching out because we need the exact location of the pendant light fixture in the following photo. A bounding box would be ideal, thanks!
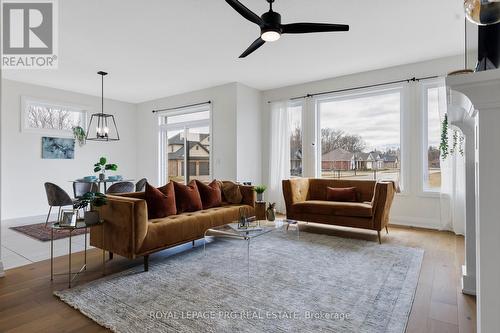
[85,71,120,141]
[464,0,500,25]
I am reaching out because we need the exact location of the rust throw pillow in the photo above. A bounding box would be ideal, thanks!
[326,187,358,202]
[145,182,176,219]
[195,180,222,209]
[173,180,203,213]
[221,181,243,204]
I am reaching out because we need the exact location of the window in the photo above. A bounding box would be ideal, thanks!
[21,97,87,135]
[288,102,303,177]
[317,88,402,184]
[158,105,211,185]
[423,86,442,191]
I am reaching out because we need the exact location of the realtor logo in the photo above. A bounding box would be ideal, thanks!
[1,0,58,68]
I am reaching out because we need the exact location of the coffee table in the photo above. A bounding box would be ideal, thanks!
[203,219,299,279]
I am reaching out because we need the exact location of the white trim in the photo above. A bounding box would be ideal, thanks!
[419,78,445,195]
[0,261,4,277]
[390,215,442,230]
[20,96,89,137]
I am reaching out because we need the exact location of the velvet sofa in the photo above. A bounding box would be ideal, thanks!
[90,184,255,271]
[282,178,396,243]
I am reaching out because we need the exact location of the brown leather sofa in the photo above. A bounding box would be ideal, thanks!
[282,178,396,243]
[90,185,255,271]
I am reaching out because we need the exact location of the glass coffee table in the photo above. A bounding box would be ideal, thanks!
[203,219,299,279]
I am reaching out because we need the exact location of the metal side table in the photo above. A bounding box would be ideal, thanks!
[50,220,106,288]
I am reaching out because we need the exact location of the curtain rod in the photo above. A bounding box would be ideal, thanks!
[152,101,211,113]
[267,75,439,103]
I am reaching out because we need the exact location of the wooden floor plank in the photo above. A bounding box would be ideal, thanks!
[0,224,476,332]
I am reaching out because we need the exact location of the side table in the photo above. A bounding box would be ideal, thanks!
[255,201,266,220]
[50,220,106,288]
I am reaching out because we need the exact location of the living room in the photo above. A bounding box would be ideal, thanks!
[1,0,499,332]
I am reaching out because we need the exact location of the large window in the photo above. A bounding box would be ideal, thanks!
[423,86,442,191]
[158,105,211,185]
[21,97,87,135]
[288,102,303,177]
[317,88,401,184]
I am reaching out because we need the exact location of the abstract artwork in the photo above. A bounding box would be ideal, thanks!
[42,137,75,159]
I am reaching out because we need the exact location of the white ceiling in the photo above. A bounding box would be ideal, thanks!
[3,0,465,103]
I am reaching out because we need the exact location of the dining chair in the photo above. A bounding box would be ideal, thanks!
[73,182,99,198]
[106,181,135,194]
[44,182,74,227]
[135,178,147,192]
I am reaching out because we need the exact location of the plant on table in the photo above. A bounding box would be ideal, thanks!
[73,191,107,225]
[254,185,267,202]
[72,126,86,146]
[94,157,118,180]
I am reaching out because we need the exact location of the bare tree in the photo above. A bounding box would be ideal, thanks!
[26,105,79,130]
[321,128,366,154]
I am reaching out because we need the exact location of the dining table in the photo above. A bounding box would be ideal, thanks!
[71,178,135,193]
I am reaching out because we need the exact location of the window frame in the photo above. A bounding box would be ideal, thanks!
[157,104,212,185]
[314,84,407,192]
[419,78,445,196]
[288,99,304,178]
[20,96,88,137]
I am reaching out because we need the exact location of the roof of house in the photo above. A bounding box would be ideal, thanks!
[322,148,354,162]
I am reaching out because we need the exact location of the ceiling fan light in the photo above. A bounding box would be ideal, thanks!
[261,30,281,42]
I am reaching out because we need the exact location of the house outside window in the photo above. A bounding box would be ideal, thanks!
[158,105,211,185]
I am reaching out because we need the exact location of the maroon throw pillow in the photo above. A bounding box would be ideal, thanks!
[173,180,203,213]
[145,182,176,219]
[326,187,358,202]
[195,180,222,209]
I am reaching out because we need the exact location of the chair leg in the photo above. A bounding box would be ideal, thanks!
[144,255,149,272]
[45,206,53,227]
[377,231,382,244]
[192,240,195,247]
[57,206,62,223]
[109,252,113,260]
[385,225,389,234]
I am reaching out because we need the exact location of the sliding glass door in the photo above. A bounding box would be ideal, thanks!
[158,106,211,185]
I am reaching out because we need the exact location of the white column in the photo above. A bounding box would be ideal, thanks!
[447,69,500,333]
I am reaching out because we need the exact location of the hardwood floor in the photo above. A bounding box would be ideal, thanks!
[0,224,476,333]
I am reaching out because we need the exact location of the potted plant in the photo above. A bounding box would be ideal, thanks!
[94,157,118,181]
[73,191,107,225]
[254,185,267,202]
[72,126,86,146]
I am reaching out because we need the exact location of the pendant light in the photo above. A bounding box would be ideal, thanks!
[85,71,120,141]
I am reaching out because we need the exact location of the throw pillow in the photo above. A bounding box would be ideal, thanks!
[326,187,358,202]
[195,180,222,209]
[173,180,203,213]
[221,181,243,204]
[145,182,176,219]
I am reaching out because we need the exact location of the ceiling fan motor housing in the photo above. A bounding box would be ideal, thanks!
[261,11,282,34]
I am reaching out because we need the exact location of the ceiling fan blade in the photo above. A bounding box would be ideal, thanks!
[281,23,349,34]
[225,0,263,26]
[239,37,265,58]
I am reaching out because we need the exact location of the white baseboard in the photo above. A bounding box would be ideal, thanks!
[461,265,476,295]
[389,215,442,230]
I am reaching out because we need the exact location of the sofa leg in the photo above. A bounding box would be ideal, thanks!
[377,231,382,244]
[109,252,113,260]
[385,226,389,234]
[144,255,149,272]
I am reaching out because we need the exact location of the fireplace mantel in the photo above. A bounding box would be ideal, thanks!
[447,68,500,333]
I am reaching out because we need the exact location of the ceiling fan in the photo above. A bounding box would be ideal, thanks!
[225,0,349,58]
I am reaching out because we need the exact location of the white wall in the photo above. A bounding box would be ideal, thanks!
[236,83,263,184]
[262,55,467,229]
[1,79,138,220]
[136,83,238,186]
[135,82,263,186]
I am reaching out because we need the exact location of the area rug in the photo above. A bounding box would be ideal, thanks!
[10,222,88,241]
[55,231,423,333]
